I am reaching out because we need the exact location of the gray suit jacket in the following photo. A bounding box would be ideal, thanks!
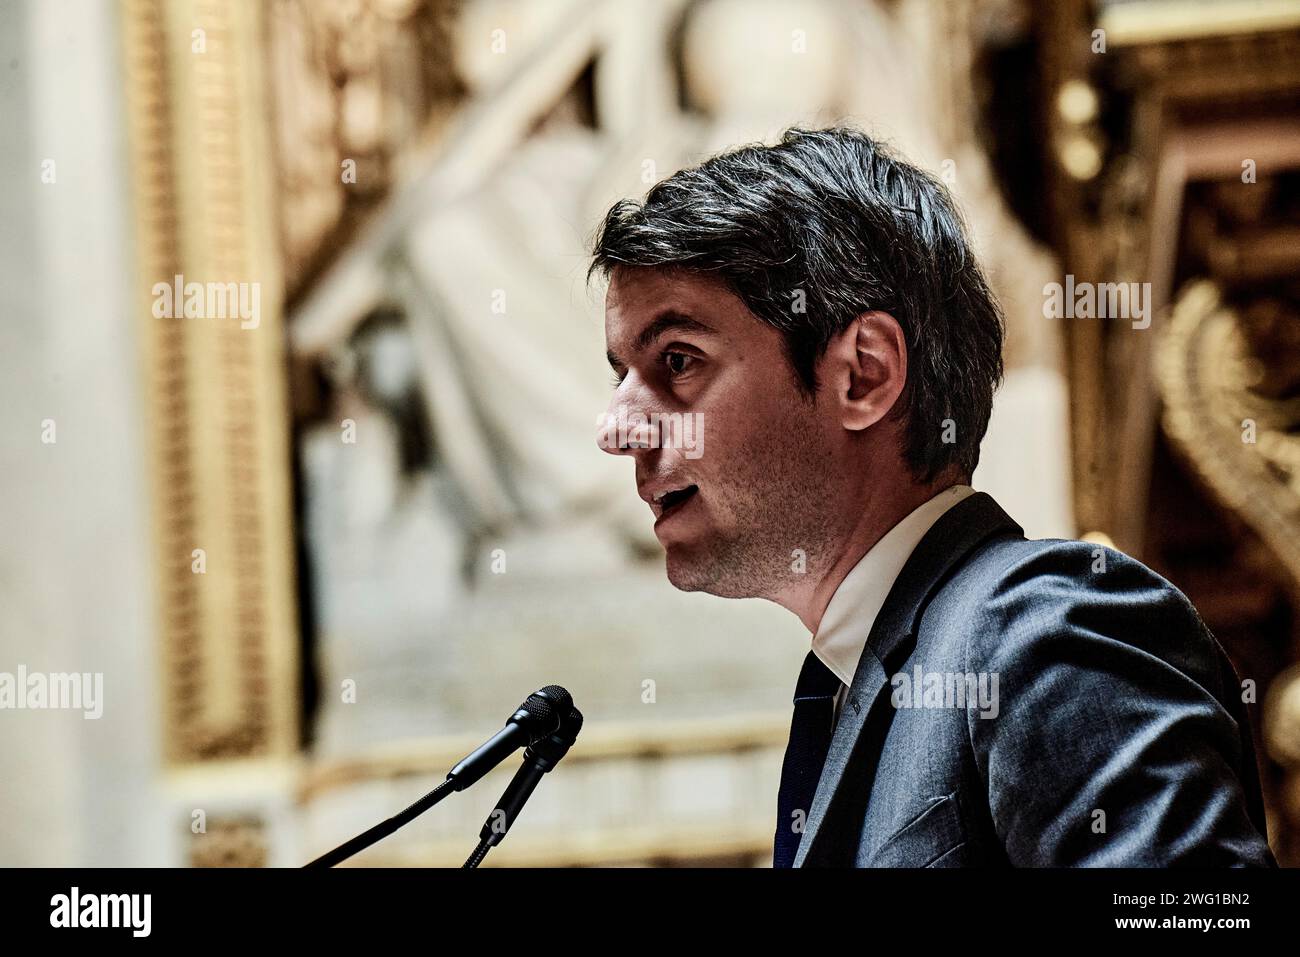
[794,492,1275,867]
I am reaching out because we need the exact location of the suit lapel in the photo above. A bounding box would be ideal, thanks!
[793,492,1022,866]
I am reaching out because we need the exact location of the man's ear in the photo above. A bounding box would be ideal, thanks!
[824,311,907,431]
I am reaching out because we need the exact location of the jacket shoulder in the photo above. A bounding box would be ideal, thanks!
[933,537,1222,695]
[927,538,1271,865]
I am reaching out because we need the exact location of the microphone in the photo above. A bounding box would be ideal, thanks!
[446,686,571,791]
[464,705,584,868]
[304,685,573,868]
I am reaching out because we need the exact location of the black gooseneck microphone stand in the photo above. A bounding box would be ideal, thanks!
[463,706,583,868]
[304,686,573,868]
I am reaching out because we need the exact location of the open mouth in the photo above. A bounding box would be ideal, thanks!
[655,484,699,521]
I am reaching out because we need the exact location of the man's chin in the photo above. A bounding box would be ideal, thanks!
[664,548,752,598]
[664,556,709,593]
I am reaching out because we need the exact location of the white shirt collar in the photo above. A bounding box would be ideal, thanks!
[812,485,975,687]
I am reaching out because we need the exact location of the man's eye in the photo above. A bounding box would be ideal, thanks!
[663,352,697,377]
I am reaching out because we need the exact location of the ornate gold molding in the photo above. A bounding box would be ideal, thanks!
[1156,280,1300,586]
[1156,279,1300,768]
[266,0,464,299]
[189,816,270,868]
[121,0,299,764]
[1098,0,1300,47]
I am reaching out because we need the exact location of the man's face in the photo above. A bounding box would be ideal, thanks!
[599,267,849,599]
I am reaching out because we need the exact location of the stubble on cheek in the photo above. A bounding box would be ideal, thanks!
[663,401,839,599]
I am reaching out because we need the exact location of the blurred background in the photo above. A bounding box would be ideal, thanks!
[1,0,1299,867]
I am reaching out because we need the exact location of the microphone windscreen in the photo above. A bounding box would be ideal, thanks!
[536,685,573,713]
[518,693,558,726]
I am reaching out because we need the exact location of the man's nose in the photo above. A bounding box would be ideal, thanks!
[596,392,655,457]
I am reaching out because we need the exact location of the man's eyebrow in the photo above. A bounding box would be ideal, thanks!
[607,311,718,370]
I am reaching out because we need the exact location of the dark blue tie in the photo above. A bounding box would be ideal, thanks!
[774,650,842,868]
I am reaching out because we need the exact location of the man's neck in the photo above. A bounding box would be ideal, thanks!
[776,478,959,634]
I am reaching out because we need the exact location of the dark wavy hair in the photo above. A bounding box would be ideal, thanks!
[589,126,1005,484]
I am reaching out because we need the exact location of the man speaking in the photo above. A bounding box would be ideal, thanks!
[589,127,1274,867]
